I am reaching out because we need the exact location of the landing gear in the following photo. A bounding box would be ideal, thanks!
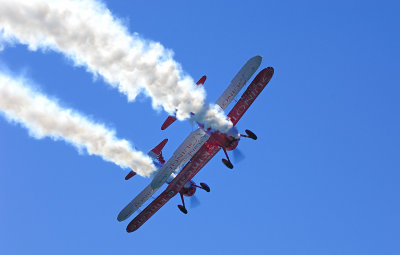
[178,205,187,214]
[241,129,257,140]
[178,193,188,214]
[221,147,234,169]
[222,158,233,169]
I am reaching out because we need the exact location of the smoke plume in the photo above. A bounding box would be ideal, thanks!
[0,72,156,177]
[0,0,233,132]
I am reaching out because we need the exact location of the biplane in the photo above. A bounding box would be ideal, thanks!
[118,56,274,232]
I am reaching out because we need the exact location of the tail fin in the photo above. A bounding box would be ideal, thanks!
[161,76,206,130]
[147,139,168,164]
[125,139,168,181]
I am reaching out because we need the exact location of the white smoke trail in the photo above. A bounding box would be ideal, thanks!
[0,0,233,132]
[0,72,156,177]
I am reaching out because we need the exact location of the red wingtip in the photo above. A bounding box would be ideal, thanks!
[196,75,207,86]
[266,66,274,76]
[125,171,136,180]
[161,116,177,130]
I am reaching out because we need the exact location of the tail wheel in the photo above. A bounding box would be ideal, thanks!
[245,129,257,140]
[178,205,188,214]
[222,158,233,169]
[200,182,211,192]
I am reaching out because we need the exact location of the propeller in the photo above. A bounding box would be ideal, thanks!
[232,148,245,163]
[190,195,201,208]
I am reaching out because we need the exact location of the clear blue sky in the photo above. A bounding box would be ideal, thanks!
[1,0,399,254]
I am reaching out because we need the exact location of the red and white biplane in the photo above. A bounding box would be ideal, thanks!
[118,56,274,232]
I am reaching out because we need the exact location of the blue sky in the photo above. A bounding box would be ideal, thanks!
[1,0,399,254]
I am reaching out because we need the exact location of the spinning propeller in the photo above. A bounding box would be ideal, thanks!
[232,148,245,163]
[190,195,201,208]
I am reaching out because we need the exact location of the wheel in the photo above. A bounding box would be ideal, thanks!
[245,129,257,140]
[178,205,188,214]
[222,158,233,169]
[200,182,211,192]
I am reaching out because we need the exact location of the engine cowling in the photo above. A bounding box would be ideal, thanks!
[211,130,240,151]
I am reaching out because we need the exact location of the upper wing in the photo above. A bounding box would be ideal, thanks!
[161,56,261,130]
[215,56,262,110]
[228,67,274,126]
